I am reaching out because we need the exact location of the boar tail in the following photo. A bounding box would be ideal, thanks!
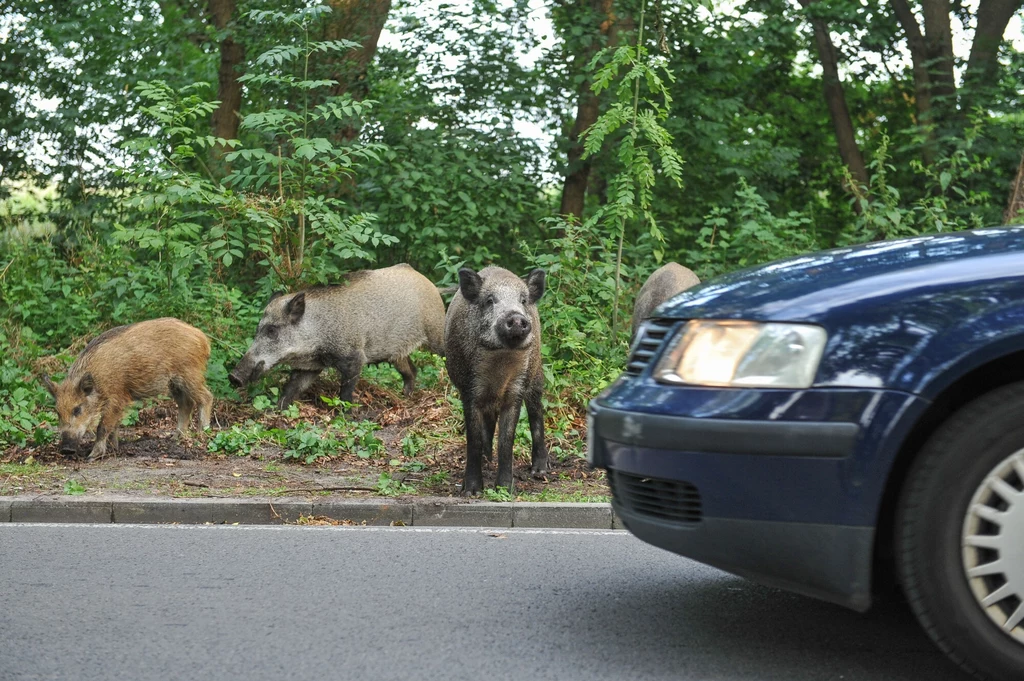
[437,284,459,297]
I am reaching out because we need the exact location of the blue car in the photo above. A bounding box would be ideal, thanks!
[588,227,1024,681]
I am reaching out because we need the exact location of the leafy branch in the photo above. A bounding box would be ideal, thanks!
[577,0,685,341]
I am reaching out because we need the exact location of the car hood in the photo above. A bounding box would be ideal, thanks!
[658,227,1024,322]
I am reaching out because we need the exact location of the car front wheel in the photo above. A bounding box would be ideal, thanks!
[897,382,1024,681]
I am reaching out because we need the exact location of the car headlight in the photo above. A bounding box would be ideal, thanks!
[653,320,827,389]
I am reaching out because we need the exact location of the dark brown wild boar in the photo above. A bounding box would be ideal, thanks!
[229,264,446,409]
[631,262,700,340]
[445,266,547,495]
[40,317,213,460]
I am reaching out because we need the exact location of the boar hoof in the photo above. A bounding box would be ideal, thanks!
[530,464,548,478]
[495,482,514,496]
[87,447,109,462]
[461,479,484,497]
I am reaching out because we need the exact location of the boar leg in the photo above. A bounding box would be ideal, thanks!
[393,356,417,396]
[196,386,213,430]
[335,354,365,404]
[482,412,496,463]
[278,370,320,410]
[526,387,548,476]
[88,410,122,461]
[495,398,522,491]
[173,394,195,435]
[170,377,198,434]
[462,399,486,496]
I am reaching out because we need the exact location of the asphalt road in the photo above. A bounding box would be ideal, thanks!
[0,524,971,681]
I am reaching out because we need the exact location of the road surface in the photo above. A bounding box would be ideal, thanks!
[0,524,970,681]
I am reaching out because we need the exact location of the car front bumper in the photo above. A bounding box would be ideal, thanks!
[590,387,927,612]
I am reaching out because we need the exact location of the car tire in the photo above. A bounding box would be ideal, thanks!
[896,382,1024,681]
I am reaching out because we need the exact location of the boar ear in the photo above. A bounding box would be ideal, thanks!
[39,374,57,398]
[457,268,482,303]
[525,269,546,304]
[79,373,95,396]
[286,292,306,324]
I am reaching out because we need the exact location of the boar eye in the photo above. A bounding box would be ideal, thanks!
[265,325,279,339]
[72,406,82,417]
[485,296,496,307]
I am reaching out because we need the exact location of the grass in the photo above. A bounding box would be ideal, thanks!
[0,461,48,477]
[171,486,211,498]
[516,489,611,503]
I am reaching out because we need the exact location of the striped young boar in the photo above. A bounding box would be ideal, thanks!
[631,262,700,340]
[445,266,547,495]
[40,318,213,460]
[229,264,446,409]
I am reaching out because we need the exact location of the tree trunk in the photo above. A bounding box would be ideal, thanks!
[559,0,630,220]
[892,0,1020,163]
[560,91,602,219]
[964,0,1024,106]
[800,0,869,193]
[890,0,932,125]
[919,0,956,110]
[891,0,947,163]
[208,0,244,153]
[1006,149,1024,224]
[324,0,392,141]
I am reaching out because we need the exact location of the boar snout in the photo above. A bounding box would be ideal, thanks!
[59,434,79,457]
[497,312,532,347]
[229,358,265,388]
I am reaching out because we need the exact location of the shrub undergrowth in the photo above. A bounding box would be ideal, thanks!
[0,4,1002,457]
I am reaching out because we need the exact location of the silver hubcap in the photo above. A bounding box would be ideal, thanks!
[962,448,1024,644]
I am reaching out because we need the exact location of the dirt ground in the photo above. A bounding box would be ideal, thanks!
[1,378,609,502]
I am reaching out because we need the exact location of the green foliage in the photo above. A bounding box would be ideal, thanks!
[63,479,86,496]
[423,471,449,487]
[207,414,380,464]
[483,486,513,502]
[331,417,385,459]
[208,422,269,456]
[401,431,425,458]
[1,0,1020,476]
[252,395,275,411]
[121,406,141,427]
[280,423,338,464]
[577,0,685,336]
[688,179,818,279]
[117,5,395,290]
[524,220,650,403]
[375,472,416,497]
[0,336,56,449]
[841,129,992,245]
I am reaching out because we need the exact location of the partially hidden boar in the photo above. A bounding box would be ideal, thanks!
[445,266,547,495]
[631,262,700,340]
[40,317,213,460]
[229,264,446,408]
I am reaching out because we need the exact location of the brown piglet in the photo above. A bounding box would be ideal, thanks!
[40,317,213,460]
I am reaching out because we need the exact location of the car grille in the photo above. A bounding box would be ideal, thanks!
[625,319,676,376]
[609,471,703,525]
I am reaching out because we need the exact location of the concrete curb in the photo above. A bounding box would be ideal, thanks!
[0,495,624,529]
